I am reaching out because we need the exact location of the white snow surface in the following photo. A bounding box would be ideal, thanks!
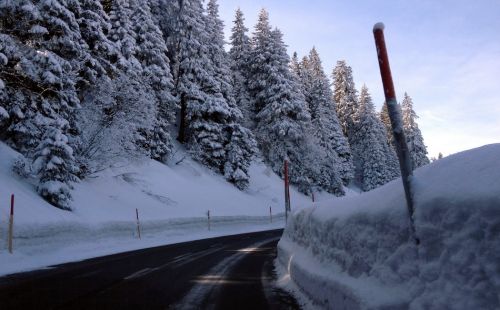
[277,144,500,310]
[0,142,335,276]
[373,22,385,31]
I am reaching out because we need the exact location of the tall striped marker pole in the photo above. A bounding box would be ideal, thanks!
[373,23,419,245]
[8,194,14,253]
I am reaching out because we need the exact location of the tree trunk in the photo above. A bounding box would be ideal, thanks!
[177,94,187,143]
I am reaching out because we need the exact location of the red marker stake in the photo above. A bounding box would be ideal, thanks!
[136,208,141,239]
[8,194,14,254]
[373,23,418,245]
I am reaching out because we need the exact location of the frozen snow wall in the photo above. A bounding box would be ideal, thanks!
[277,144,500,309]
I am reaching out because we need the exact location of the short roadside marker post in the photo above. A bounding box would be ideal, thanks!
[8,194,14,254]
[135,208,141,239]
[207,210,211,231]
[312,191,315,203]
[269,206,272,223]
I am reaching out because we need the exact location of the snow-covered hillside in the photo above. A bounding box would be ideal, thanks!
[0,142,331,276]
[277,144,500,310]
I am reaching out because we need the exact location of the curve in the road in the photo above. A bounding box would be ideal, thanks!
[0,229,300,310]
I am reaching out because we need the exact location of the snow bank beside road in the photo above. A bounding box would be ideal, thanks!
[277,144,500,309]
[0,142,331,276]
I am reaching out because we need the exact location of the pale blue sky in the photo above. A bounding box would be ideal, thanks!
[217,0,500,157]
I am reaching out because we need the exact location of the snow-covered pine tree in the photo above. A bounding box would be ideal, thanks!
[0,0,81,207]
[289,52,302,77]
[69,0,121,175]
[379,102,395,149]
[401,92,430,169]
[33,119,78,210]
[205,0,256,189]
[247,10,314,193]
[146,0,164,25]
[107,0,168,159]
[159,0,252,187]
[129,0,176,161]
[223,123,256,189]
[0,0,80,148]
[0,48,6,127]
[301,48,354,187]
[108,0,139,68]
[332,60,358,138]
[161,0,201,144]
[71,0,161,175]
[248,9,275,115]
[70,0,115,91]
[228,8,253,129]
[205,0,238,121]
[351,85,399,191]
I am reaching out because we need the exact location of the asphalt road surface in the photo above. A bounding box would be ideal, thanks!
[0,229,300,310]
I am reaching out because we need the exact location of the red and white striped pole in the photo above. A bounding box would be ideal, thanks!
[8,194,14,253]
[135,208,141,239]
[373,23,419,245]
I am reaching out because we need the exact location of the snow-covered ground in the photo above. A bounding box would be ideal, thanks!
[0,142,335,276]
[277,144,500,310]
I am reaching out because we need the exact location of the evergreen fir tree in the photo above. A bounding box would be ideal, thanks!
[289,52,302,77]
[379,102,396,150]
[332,60,358,138]
[223,124,256,190]
[162,0,254,188]
[304,48,353,185]
[247,10,314,193]
[71,0,117,91]
[351,85,399,191]
[0,0,81,207]
[108,0,139,69]
[228,8,252,128]
[0,0,81,149]
[164,0,209,144]
[108,0,176,161]
[33,119,78,210]
[70,0,121,174]
[130,0,176,161]
[401,92,430,169]
[205,0,256,189]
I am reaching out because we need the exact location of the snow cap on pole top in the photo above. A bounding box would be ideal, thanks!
[373,22,385,32]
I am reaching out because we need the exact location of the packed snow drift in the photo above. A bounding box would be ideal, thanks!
[277,144,500,310]
[0,142,328,276]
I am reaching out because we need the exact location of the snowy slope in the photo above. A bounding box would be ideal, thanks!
[277,144,500,310]
[0,142,333,276]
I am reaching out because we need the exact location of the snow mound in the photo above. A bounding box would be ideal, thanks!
[277,144,500,310]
